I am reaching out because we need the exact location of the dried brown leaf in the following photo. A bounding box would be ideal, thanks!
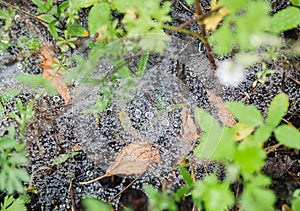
[40,46,71,104]
[206,89,236,126]
[181,107,199,143]
[79,141,161,185]
[107,141,161,175]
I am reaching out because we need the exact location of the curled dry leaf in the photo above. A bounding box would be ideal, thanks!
[180,107,199,155]
[79,141,161,185]
[206,89,236,127]
[40,46,71,104]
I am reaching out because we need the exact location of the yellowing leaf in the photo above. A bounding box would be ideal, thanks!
[79,141,161,185]
[233,123,255,141]
[206,89,236,126]
[40,46,71,104]
[203,8,229,31]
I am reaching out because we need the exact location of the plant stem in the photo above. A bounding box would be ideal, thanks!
[194,0,217,70]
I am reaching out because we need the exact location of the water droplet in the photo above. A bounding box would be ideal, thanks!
[17,63,23,69]
[145,111,154,119]
[86,170,93,177]
[52,96,60,103]
[161,118,169,127]
[134,109,141,118]
[189,71,197,78]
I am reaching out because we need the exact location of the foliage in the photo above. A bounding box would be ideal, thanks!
[0,7,15,50]
[143,93,299,211]
[51,151,79,166]
[0,195,27,211]
[8,99,34,137]
[81,197,111,211]
[209,0,300,55]
[0,126,31,194]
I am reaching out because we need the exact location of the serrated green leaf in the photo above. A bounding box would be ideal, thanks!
[266,93,289,128]
[240,175,275,211]
[274,124,300,149]
[234,142,266,174]
[67,24,89,37]
[269,7,300,34]
[226,102,263,127]
[193,175,234,211]
[8,154,28,165]
[88,2,111,37]
[1,195,27,211]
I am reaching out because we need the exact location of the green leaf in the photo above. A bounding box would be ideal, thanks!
[82,198,111,211]
[69,0,99,9]
[49,20,59,39]
[234,142,266,174]
[226,102,263,127]
[269,7,300,34]
[179,166,193,185]
[253,124,273,146]
[8,154,28,165]
[137,52,149,77]
[292,189,300,211]
[15,74,57,94]
[194,109,236,160]
[0,102,4,122]
[57,1,69,18]
[52,152,79,166]
[240,175,275,211]
[111,0,132,13]
[274,124,300,149]
[266,93,289,128]
[88,2,111,37]
[209,20,234,56]
[0,89,20,102]
[0,195,27,211]
[192,175,234,211]
[290,0,300,6]
[67,24,89,37]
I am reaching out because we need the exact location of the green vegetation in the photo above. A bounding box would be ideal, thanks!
[145,93,300,211]
[0,0,299,210]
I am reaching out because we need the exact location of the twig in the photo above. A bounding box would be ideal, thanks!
[68,180,76,211]
[193,0,217,70]
[108,174,142,202]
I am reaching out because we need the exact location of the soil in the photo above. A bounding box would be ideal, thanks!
[0,0,299,211]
